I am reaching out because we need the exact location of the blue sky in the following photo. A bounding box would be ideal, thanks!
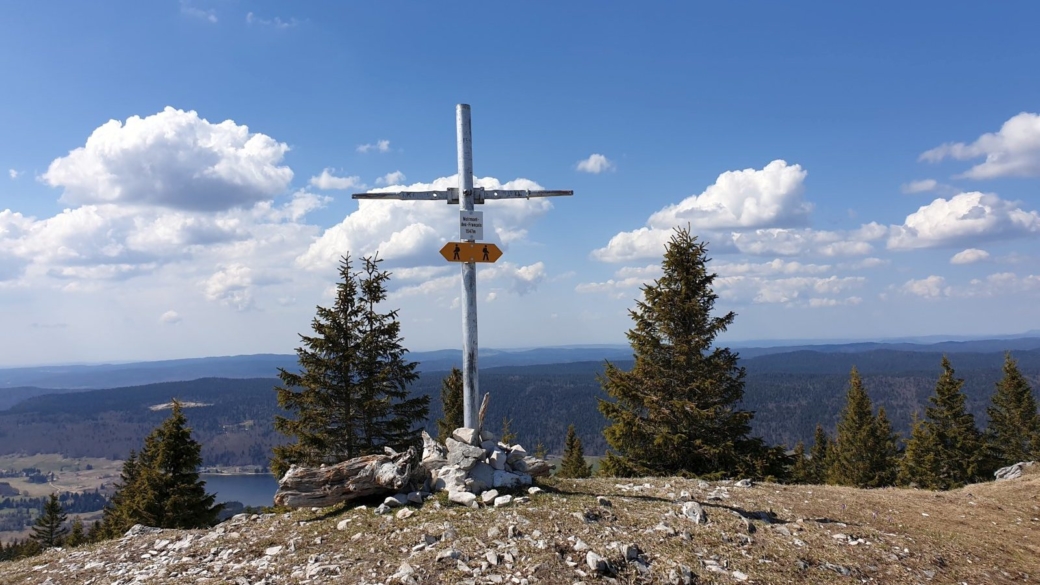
[2,1,1040,366]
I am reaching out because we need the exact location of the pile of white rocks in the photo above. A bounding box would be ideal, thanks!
[419,428,554,508]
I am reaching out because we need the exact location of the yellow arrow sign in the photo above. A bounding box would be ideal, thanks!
[440,242,503,263]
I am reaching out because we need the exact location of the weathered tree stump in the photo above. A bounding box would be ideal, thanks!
[274,447,422,508]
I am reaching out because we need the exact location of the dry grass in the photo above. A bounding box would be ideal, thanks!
[2,468,1038,584]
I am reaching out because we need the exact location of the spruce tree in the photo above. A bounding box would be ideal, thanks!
[99,450,141,539]
[100,403,221,536]
[827,368,898,488]
[65,517,86,548]
[272,254,430,478]
[598,227,762,478]
[436,367,464,441]
[500,417,517,445]
[558,424,593,478]
[789,442,811,483]
[807,424,832,484]
[31,493,67,549]
[136,402,222,529]
[899,356,986,489]
[872,407,899,486]
[986,352,1040,468]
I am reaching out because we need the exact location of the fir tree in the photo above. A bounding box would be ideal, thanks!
[789,442,811,483]
[558,424,593,478]
[872,407,899,486]
[827,368,898,488]
[99,450,141,539]
[598,227,763,478]
[65,517,86,548]
[100,403,222,537]
[807,424,832,484]
[986,352,1040,468]
[899,356,986,490]
[31,493,67,549]
[272,254,430,478]
[533,442,547,459]
[500,417,517,445]
[436,367,464,441]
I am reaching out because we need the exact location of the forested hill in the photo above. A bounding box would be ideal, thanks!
[0,347,1037,467]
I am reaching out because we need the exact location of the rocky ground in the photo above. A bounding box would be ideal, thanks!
[3,466,1038,585]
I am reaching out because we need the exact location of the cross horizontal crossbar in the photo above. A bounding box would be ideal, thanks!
[352,187,573,204]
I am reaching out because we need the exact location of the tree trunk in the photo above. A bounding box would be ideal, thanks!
[274,447,422,508]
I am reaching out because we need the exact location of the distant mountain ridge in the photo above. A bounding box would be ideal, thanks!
[5,337,1040,391]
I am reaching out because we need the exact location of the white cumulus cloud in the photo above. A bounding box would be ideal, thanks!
[309,169,363,190]
[901,179,937,194]
[7,169,19,180]
[42,107,293,211]
[376,171,407,186]
[887,192,1040,250]
[357,140,390,154]
[576,154,615,174]
[920,112,1040,179]
[592,160,814,262]
[898,275,948,299]
[950,248,990,265]
[159,310,182,324]
[180,1,217,22]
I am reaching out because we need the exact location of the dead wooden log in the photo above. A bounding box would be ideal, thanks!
[274,446,422,508]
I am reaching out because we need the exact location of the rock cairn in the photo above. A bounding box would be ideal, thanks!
[272,427,554,511]
[421,428,554,508]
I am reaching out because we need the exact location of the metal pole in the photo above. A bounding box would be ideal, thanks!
[457,104,479,429]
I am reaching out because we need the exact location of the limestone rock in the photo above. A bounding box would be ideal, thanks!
[489,449,507,470]
[516,456,553,477]
[449,491,478,508]
[421,431,448,471]
[995,461,1035,481]
[446,438,485,470]
[467,462,496,493]
[452,427,480,446]
[681,501,707,524]
[586,551,608,573]
[432,465,468,493]
[481,489,500,504]
[492,470,522,489]
[493,495,512,508]
[506,445,528,464]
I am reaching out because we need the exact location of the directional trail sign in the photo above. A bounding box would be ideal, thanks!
[440,241,502,263]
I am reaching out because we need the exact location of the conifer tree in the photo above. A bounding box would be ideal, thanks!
[500,417,517,445]
[986,352,1040,468]
[99,450,141,539]
[598,227,763,478]
[533,442,547,459]
[65,517,86,548]
[272,254,430,478]
[558,424,593,478]
[100,404,221,537]
[436,367,464,441]
[872,407,899,486]
[789,442,811,483]
[807,424,832,484]
[827,368,898,487]
[899,356,986,489]
[31,493,67,549]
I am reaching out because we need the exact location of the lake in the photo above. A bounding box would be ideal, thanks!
[200,473,279,508]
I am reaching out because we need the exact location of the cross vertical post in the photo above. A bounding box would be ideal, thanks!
[457,104,479,428]
[352,104,572,434]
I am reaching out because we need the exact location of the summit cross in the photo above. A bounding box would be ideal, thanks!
[352,104,573,429]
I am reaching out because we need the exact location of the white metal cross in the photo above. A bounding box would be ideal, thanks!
[352,104,573,430]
